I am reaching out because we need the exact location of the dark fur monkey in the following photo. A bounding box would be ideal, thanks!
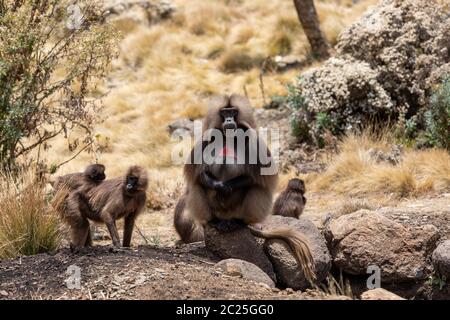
[273,178,306,218]
[65,165,148,248]
[174,94,315,282]
[51,164,106,192]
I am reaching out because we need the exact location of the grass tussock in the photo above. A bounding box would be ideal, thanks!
[309,131,450,197]
[0,169,61,259]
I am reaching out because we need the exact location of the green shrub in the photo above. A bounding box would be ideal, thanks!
[425,78,450,150]
[0,0,117,169]
[287,82,311,141]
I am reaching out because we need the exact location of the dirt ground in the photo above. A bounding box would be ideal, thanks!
[0,243,346,300]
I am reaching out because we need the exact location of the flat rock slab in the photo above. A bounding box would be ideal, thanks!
[215,259,275,288]
[325,210,439,282]
[361,288,405,300]
[263,215,331,290]
[204,224,276,281]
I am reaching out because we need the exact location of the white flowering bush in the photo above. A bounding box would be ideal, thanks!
[288,0,450,146]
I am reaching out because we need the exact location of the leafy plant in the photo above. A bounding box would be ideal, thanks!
[0,0,117,170]
[287,82,311,141]
[428,274,447,291]
[150,235,161,247]
[425,77,450,150]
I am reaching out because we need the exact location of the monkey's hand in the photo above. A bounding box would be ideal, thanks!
[216,181,233,194]
[223,175,253,191]
[200,171,232,193]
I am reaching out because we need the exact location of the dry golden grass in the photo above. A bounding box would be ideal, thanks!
[309,131,450,197]
[41,0,378,198]
[0,169,61,259]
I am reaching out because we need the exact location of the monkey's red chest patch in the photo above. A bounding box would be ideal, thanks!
[219,147,237,159]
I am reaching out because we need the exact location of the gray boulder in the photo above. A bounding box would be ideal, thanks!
[215,259,275,288]
[204,224,276,281]
[432,240,450,278]
[325,210,439,282]
[263,215,331,290]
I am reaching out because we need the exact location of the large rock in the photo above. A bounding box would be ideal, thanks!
[215,259,275,288]
[103,0,175,28]
[325,210,439,282]
[263,215,331,290]
[432,240,450,278]
[289,0,450,145]
[204,224,276,281]
[361,288,405,300]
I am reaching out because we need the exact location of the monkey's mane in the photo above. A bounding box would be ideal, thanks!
[125,165,149,190]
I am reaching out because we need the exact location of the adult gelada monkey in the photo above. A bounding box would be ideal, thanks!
[174,94,315,282]
[273,178,307,218]
[65,165,148,248]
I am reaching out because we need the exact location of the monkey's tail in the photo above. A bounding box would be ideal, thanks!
[248,226,316,284]
[51,185,70,219]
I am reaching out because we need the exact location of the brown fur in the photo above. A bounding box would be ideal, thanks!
[174,94,315,283]
[272,178,306,218]
[51,164,106,246]
[51,164,106,192]
[65,165,148,248]
[173,193,204,243]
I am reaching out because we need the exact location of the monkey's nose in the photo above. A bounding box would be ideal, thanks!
[223,123,237,130]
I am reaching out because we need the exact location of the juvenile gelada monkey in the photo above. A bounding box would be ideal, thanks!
[174,94,315,282]
[50,163,106,192]
[273,178,306,218]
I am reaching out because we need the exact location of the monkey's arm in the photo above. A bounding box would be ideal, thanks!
[224,175,253,191]
[199,170,231,193]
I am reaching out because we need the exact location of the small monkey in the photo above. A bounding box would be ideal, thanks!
[51,164,106,192]
[66,165,148,248]
[273,178,306,218]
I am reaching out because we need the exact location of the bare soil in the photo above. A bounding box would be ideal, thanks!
[0,243,343,300]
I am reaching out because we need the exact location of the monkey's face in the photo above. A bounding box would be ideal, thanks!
[91,171,105,182]
[125,175,140,193]
[220,108,238,132]
[87,165,106,182]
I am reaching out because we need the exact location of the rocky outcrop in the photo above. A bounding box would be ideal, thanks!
[289,0,450,144]
[325,210,439,282]
[103,0,175,28]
